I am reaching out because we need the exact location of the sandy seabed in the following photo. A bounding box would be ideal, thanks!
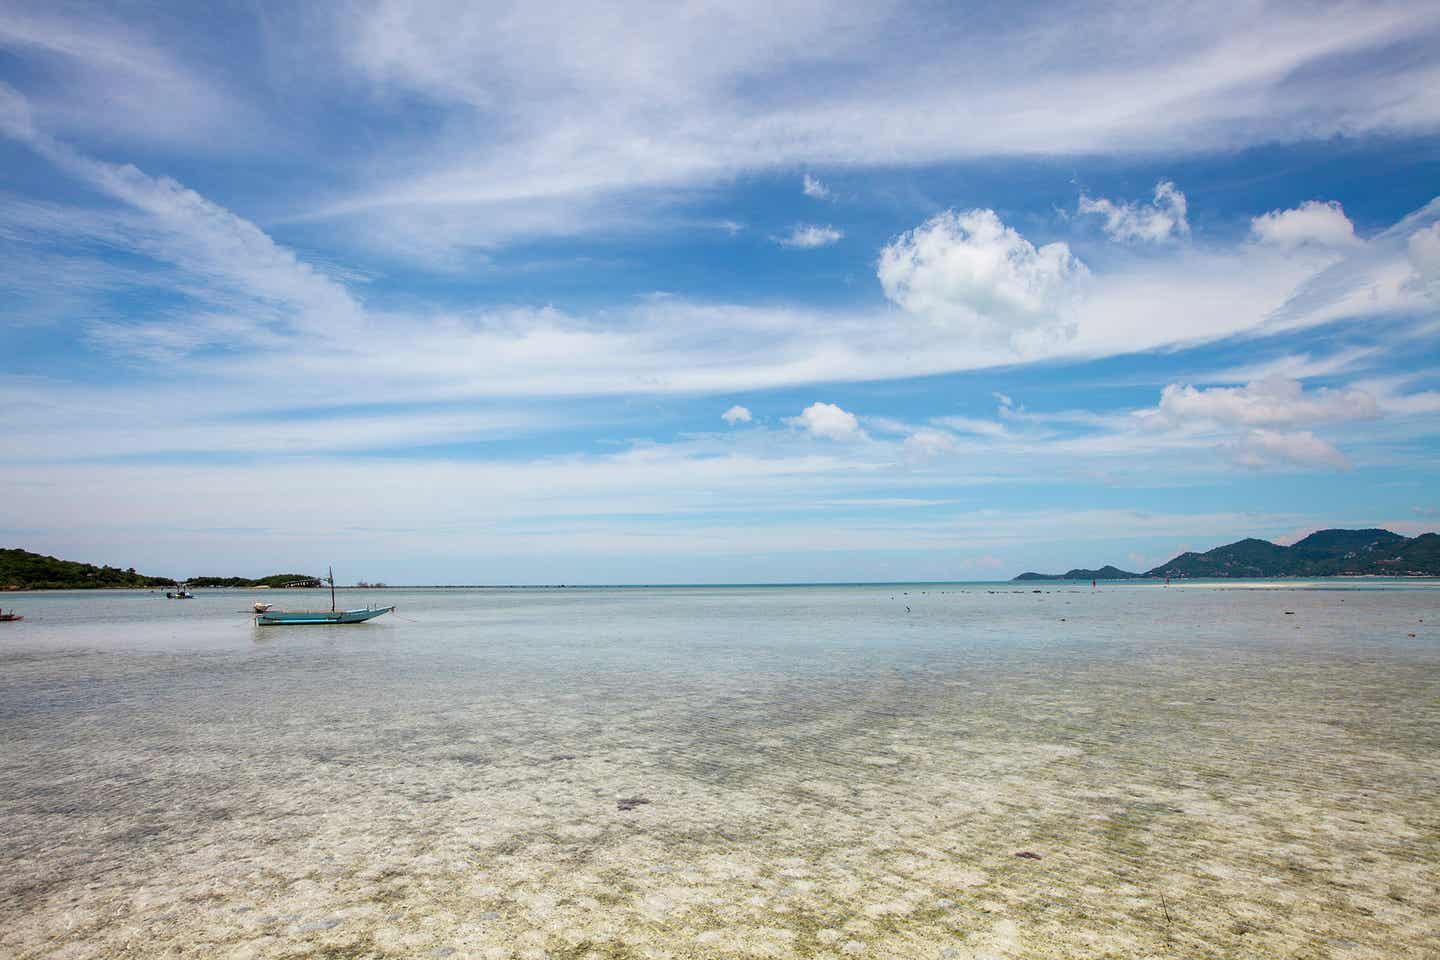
[1,585,1437,959]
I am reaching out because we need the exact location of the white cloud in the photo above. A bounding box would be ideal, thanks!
[1148,376,1381,428]
[4,100,1439,446]
[1408,221,1440,297]
[901,427,958,462]
[1078,179,1189,243]
[788,402,863,440]
[0,5,263,151]
[305,0,1440,252]
[777,224,843,248]
[1250,200,1360,249]
[722,404,752,425]
[877,209,1087,342]
[930,416,1007,438]
[1225,429,1351,470]
[802,173,830,199]
[0,97,364,359]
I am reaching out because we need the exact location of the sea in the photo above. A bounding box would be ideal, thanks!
[1,582,1437,959]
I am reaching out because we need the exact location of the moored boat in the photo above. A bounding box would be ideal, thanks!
[252,566,395,625]
[0,610,22,622]
[255,605,395,625]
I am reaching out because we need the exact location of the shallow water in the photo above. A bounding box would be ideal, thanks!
[1,583,1437,959]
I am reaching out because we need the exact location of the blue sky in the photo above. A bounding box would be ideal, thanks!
[2,0,1439,583]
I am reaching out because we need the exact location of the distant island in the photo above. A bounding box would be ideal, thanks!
[1,548,327,591]
[1015,528,1440,580]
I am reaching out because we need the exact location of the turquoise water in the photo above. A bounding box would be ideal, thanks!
[2,583,1437,958]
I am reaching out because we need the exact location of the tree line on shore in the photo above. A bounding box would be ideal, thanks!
[1,548,321,590]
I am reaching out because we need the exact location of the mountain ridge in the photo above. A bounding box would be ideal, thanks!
[1013,528,1440,581]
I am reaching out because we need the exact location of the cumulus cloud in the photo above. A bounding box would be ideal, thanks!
[802,174,830,199]
[1408,221,1440,298]
[788,402,863,440]
[901,427,958,462]
[1078,179,1189,243]
[878,209,1088,341]
[777,224,843,248]
[1250,200,1360,249]
[1148,376,1380,428]
[1225,429,1351,470]
[721,404,752,425]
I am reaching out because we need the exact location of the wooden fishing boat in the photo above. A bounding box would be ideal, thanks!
[253,566,394,625]
[255,605,394,625]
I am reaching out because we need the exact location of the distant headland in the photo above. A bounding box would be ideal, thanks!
[1014,528,1440,581]
[0,548,333,591]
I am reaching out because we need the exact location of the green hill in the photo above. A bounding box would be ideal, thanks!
[0,548,175,590]
[1,548,324,590]
[1148,538,1296,578]
[1148,529,1436,578]
[1014,528,1440,581]
[1015,565,1141,581]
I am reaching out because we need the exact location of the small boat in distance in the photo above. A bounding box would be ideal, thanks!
[253,567,395,626]
[0,610,23,622]
[167,584,194,599]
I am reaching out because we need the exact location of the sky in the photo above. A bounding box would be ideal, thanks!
[2,0,1439,584]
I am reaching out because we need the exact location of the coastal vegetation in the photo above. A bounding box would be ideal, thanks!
[1015,528,1440,580]
[0,548,322,590]
[186,574,322,589]
[0,548,175,590]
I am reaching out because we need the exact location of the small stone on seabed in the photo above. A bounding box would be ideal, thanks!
[296,918,341,933]
[1013,850,1042,860]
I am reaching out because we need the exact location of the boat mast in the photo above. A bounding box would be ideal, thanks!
[329,565,335,612]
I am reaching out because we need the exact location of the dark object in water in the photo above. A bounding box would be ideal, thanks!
[617,797,651,811]
[0,612,22,622]
[1284,611,1295,615]
[1013,850,1042,860]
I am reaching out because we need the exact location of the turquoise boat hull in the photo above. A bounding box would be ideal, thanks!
[255,606,395,625]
